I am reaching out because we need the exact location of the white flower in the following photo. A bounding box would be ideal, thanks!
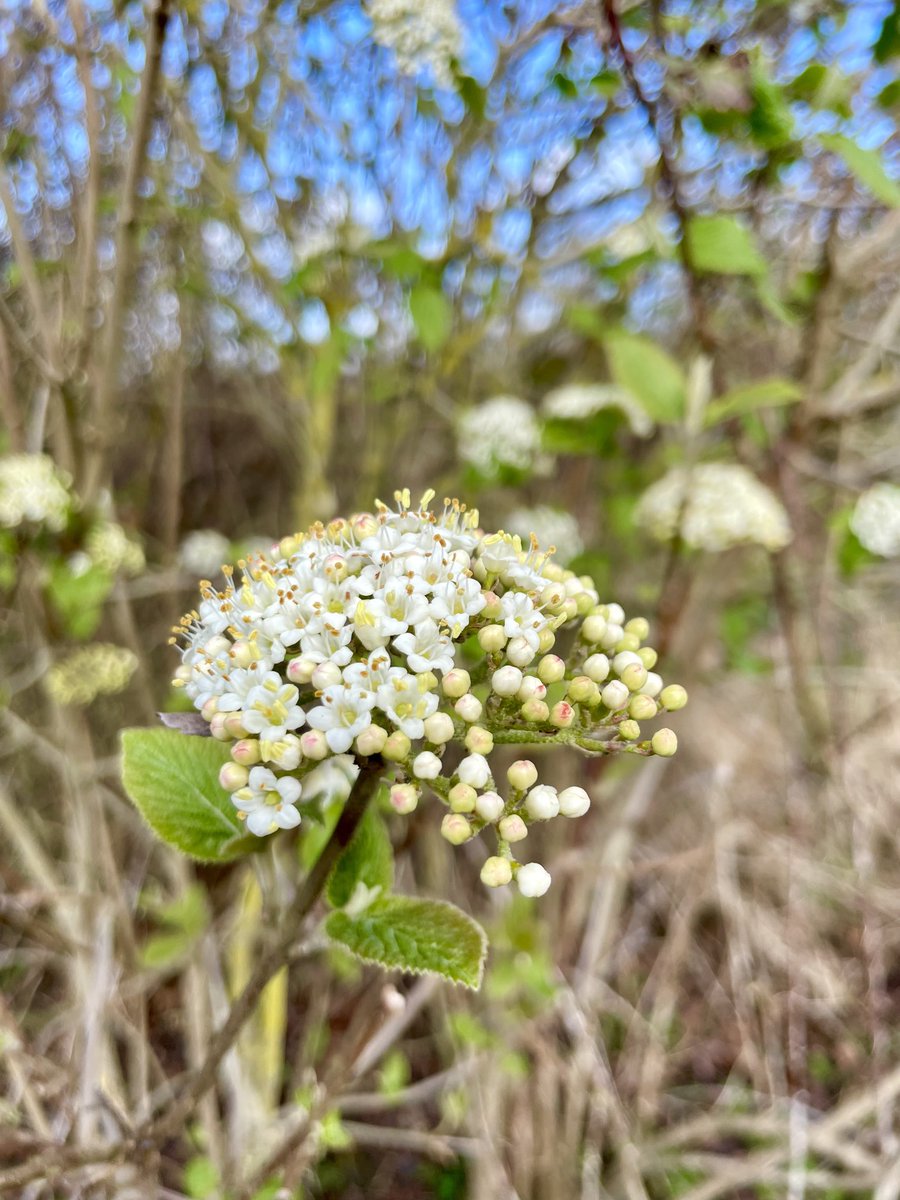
[367,0,462,89]
[457,396,541,476]
[376,671,439,740]
[635,464,791,552]
[239,673,306,740]
[87,522,145,576]
[506,506,584,566]
[500,592,547,650]
[46,644,138,707]
[850,483,900,558]
[178,529,232,577]
[393,618,455,674]
[0,454,72,531]
[232,766,302,837]
[429,578,486,637]
[542,383,653,436]
[306,685,377,753]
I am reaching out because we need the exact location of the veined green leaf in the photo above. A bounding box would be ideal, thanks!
[604,331,685,423]
[326,800,394,909]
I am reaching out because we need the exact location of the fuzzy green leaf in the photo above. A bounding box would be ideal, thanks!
[409,283,452,351]
[326,800,394,908]
[685,214,768,276]
[604,331,685,423]
[325,896,487,989]
[820,133,900,207]
[121,728,247,862]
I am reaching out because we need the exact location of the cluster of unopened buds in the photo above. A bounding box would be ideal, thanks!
[173,490,687,898]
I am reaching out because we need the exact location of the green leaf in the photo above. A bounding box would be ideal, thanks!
[603,331,685,423]
[326,800,394,908]
[46,562,113,641]
[685,214,767,276]
[121,729,247,862]
[409,283,452,351]
[325,895,487,989]
[819,133,900,207]
[704,378,803,427]
[874,1,900,63]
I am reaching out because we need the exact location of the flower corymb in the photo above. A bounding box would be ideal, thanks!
[173,489,687,893]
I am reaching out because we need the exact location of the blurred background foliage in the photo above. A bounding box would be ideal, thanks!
[2,0,900,1196]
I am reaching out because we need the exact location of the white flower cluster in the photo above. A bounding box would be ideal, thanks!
[0,454,72,532]
[457,396,542,477]
[47,643,138,707]
[174,490,686,892]
[506,505,584,566]
[87,522,145,577]
[179,530,233,577]
[542,383,653,437]
[367,0,462,90]
[635,463,791,552]
[850,483,900,559]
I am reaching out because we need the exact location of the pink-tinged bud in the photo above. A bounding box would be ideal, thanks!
[356,724,388,756]
[629,694,658,721]
[382,731,412,762]
[223,712,248,739]
[507,759,538,791]
[498,814,528,842]
[520,698,550,723]
[480,590,503,619]
[506,636,536,668]
[423,712,455,744]
[454,694,483,723]
[491,665,523,697]
[350,512,378,539]
[442,669,471,699]
[620,663,648,692]
[389,783,419,815]
[477,624,507,653]
[567,676,598,705]
[201,698,218,723]
[651,728,678,757]
[232,738,261,766]
[517,675,547,702]
[300,730,329,760]
[441,813,473,845]
[464,725,494,756]
[474,790,504,822]
[537,654,565,684]
[218,762,249,792]
[558,786,591,817]
[480,856,513,888]
[323,552,348,582]
[549,701,575,729]
[449,783,477,813]
[311,661,341,691]
[230,640,256,669]
[209,712,230,741]
[287,657,317,685]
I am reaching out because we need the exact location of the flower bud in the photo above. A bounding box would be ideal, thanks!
[474,790,504,822]
[558,786,591,817]
[549,700,575,729]
[583,653,610,683]
[218,762,249,792]
[506,636,536,667]
[350,512,378,539]
[356,724,388,756]
[537,629,557,653]
[606,603,625,624]
[651,727,678,757]
[640,672,663,698]
[382,731,412,762]
[424,712,455,743]
[287,656,317,685]
[659,684,688,711]
[458,754,491,789]
[279,534,300,558]
[449,782,477,812]
[517,862,551,897]
[520,698,549,723]
[537,654,565,684]
[574,590,595,616]
[210,712,230,741]
[540,581,567,611]
[612,650,642,675]
[600,623,623,650]
[262,734,302,770]
[517,675,547,702]
[498,814,528,842]
[300,729,329,760]
[581,614,607,644]
[412,750,442,780]
[478,625,507,653]
[618,719,641,741]
[620,662,648,692]
[525,784,559,821]
[492,665,524,697]
[200,699,218,723]
[625,616,649,640]
[628,694,658,721]
[481,590,503,619]
[560,598,579,623]
[312,661,341,690]
[323,552,348,582]
[567,675,598,704]
[232,738,261,766]
[601,680,630,711]
[230,640,257,669]
[507,759,538,791]
[465,725,494,756]
[637,646,658,670]
[454,694,483,723]
[442,669,471,699]
[480,856,513,888]
[389,783,419,814]
[224,712,249,739]
[615,633,641,653]
[441,813,473,844]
